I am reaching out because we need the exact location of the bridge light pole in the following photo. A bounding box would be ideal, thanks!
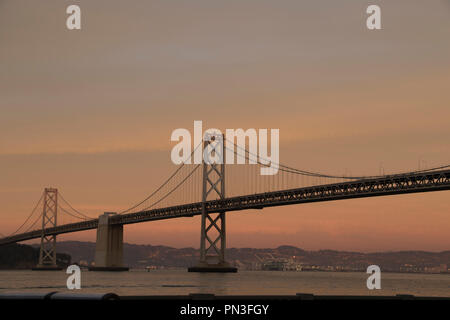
[188,133,237,272]
[33,188,62,270]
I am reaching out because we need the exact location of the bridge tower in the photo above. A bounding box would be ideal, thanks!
[34,188,62,270]
[188,133,237,272]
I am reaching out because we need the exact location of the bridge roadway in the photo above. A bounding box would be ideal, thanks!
[1,169,449,246]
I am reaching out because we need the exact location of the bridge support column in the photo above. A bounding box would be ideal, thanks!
[188,133,237,273]
[33,188,62,271]
[89,212,128,271]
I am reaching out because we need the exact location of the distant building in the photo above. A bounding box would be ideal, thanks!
[78,260,89,267]
[424,265,448,274]
[262,259,286,271]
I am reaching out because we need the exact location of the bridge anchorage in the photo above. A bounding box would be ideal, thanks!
[32,188,63,271]
[89,212,128,271]
[188,134,237,272]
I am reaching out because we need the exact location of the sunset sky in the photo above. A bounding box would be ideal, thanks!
[0,0,449,252]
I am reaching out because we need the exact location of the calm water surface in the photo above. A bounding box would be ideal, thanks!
[0,270,449,297]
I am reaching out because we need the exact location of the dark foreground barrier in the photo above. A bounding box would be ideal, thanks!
[0,292,449,300]
[0,292,119,300]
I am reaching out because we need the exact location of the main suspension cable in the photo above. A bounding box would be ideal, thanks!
[8,191,45,236]
[225,138,450,180]
[59,193,93,220]
[119,141,203,214]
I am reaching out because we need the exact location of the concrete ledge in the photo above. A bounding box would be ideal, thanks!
[120,294,450,300]
[0,292,119,300]
[88,266,129,272]
[0,292,57,300]
[50,292,120,300]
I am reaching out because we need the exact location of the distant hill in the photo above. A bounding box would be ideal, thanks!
[0,243,71,270]
[48,241,450,272]
[48,241,198,269]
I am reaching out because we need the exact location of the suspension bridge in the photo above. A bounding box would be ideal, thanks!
[1,137,449,272]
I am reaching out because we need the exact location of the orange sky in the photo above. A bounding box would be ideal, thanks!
[0,0,449,252]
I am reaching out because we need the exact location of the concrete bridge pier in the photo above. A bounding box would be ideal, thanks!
[89,212,128,271]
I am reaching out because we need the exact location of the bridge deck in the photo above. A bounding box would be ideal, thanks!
[1,169,449,245]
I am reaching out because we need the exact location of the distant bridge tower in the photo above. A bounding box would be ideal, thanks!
[34,188,62,270]
[189,133,237,272]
